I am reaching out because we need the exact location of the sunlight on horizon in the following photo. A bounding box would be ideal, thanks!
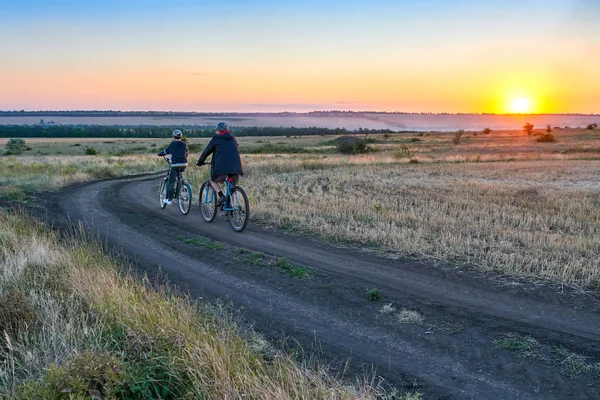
[509,97,533,114]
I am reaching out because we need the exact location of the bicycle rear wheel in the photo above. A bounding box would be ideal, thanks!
[199,181,217,223]
[178,182,192,215]
[159,178,167,209]
[227,186,249,232]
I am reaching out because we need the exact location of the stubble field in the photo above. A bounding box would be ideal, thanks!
[3,127,599,288]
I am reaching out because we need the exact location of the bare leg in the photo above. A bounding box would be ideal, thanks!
[209,180,221,194]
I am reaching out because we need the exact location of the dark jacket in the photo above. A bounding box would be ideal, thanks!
[196,133,243,177]
[158,140,189,167]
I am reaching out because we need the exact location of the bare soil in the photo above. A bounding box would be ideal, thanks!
[46,175,600,400]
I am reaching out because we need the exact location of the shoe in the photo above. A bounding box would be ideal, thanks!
[163,199,172,205]
[216,195,226,207]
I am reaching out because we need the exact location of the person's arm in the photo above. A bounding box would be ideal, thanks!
[157,142,171,156]
[196,140,215,165]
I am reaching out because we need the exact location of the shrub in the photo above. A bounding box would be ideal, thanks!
[523,122,534,136]
[5,138,27,155]
[546,124,552,133]
[483,128,492,135]
[452,130,465,145]
[366,288,381,301]
[393,144,411,160]
[84,146,98,155]
[587,123,598,130]
[17,351,127,399]
[536,133,556,143]
[335,136,371,154]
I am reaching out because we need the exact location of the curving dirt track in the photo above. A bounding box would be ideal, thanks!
[50,175,600,400]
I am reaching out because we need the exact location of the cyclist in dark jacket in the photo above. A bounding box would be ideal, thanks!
[196,122,243,207]
[158,129,189,205]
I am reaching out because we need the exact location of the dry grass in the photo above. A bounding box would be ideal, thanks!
[239,158,600,288]
[396,310,424,325]
[0,211,400,399]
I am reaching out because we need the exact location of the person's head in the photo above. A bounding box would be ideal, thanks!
[216,122,229,134]
[172,129,183,140]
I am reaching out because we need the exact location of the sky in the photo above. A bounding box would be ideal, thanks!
[0,0,598,113]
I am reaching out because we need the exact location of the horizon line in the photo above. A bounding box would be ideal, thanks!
[1,110,599,117]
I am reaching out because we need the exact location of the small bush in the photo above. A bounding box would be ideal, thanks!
[546,124,552,133]
[366,288,381,301]
[483,128,492,134]
[393,144,411,160]
[84,146,98,155]
[536,133,556,143]
[335,136,371,154]
[587,123,598,130]
[17,351,127,399]
[452,130,465,145]
[5,138,27,155]
[523,122,534,136]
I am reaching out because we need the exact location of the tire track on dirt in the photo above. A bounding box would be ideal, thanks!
[51,176,600,400]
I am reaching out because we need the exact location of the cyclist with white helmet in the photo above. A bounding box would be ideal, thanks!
[196,122,243,207]
[157,129,189,205]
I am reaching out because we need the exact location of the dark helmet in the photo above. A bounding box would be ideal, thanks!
[172,129,183,138]
[216,122,229,132]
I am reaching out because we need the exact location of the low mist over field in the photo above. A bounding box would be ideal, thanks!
[1,112,599,131]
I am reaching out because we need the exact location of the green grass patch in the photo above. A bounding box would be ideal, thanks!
[552,346,600,376]
[0,185,29,201]
[236,250,309,278]
[176,235,225,250]
[493,332,540,355]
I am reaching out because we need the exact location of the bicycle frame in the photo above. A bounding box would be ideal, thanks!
[201,177,238,211]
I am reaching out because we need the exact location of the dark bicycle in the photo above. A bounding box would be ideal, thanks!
[198,164,249,232]
[159,156,192,215]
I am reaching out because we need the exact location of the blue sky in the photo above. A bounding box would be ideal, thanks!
[0,0,598,112]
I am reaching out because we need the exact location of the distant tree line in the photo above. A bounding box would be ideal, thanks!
[0,125,402,138]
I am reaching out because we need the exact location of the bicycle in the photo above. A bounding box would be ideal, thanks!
[159,156,192,215]
[198,164,250,232]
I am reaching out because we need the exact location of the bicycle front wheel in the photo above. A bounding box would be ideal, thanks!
[199,181,217,223]
[227,186,249,232]
[178,182,192,215]
[159,179,167,209]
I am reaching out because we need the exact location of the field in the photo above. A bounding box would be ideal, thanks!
[1,112,599,131]
[3,128,599,287]
[1,127,600,399]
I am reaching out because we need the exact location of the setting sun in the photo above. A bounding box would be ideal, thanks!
[510,97,532,114]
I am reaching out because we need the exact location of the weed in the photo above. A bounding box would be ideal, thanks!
[379,303,396,314]
[84,146,98,155]
[269,257,309,278]
[552,346,600,376]
[493,333,540,355]
[366,288,381,301]
[176,235,225,250]
[396,309,424,325]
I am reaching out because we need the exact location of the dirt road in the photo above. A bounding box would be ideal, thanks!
[50,175,600,400]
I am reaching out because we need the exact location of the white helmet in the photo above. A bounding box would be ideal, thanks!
[172,129,183,138]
